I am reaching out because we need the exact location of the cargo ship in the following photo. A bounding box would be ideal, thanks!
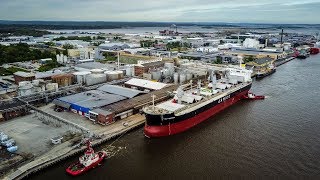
[143,67,253,138]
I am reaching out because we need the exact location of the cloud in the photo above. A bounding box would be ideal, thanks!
[0,0,319,23]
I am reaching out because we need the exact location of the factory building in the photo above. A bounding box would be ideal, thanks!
[226,48,287,60]
[0,99,28,121]
[13,72,35,84]
[134,61,165,76]
[89,85,144,125]
[35,70,65,81]
[51,74,74,87]
[55,90,126,117]
[53,84,144,125]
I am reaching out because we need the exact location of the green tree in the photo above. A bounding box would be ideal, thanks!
[214,56,223,64]
[0,43,57,65]
[62,44,75,50]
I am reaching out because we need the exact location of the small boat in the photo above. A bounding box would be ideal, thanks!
[243,92,265,100]
[310,47,320,55]
[66,140,106,176]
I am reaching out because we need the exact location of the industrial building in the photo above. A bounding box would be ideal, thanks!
[13,72,35,84]
[0,99,28,121]
[55,90,127,116]
[134,61,165,76]
[51,74,74,87]
[35,70,66,81]
[226,48,288,60]
[53,84,145,125]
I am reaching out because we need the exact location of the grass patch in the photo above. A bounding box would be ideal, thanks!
[0,66,30,76]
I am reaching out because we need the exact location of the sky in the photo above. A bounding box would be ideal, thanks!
[0,0,320,24]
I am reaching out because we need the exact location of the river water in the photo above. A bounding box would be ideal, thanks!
[29,55,320,179]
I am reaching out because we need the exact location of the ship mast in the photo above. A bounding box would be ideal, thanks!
[197,80,201,96]
[151,94,156,111]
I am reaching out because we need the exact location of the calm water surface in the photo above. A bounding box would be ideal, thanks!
[29,55,320,179]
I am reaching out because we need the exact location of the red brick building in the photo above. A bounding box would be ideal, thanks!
[13,71,35,84]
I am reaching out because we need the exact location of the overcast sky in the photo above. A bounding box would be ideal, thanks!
[1,0,320,24]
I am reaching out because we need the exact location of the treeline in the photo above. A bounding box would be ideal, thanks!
[166,42,192,50]
[53,36,105,42]
[0,26,50,37]
[0,43,56,65]
[0,22,200,30]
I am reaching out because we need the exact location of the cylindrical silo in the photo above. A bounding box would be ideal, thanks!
[18,81,33,96]
[151,70,161,81]
[174,73,179,84]
[179,74,186,84]
[73,71,91,85]
[86,74,106,86]
[186,73,193,81]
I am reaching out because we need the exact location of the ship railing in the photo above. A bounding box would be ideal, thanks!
[174,82,247,115]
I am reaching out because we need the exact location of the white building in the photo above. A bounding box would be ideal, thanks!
[243,38,260,49]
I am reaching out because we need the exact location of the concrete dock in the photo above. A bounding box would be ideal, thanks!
[3,113,146,180]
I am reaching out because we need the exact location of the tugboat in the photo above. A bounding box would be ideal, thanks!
[243,92,265,100]
[310,47,319,55]
[66,140,106,176]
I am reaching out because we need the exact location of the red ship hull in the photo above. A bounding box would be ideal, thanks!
[144,88,250,138]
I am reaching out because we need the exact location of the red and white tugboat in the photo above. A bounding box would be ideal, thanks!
[243,92,265,100]
[66,140,106,176]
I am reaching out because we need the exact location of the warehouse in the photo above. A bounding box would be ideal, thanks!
[54,90,126,117]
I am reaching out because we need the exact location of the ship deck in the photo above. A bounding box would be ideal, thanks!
[144,82,251,116]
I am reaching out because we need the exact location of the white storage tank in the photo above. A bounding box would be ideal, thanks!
[143,73,152,80]
[179,74,186,84]
[46,83,58,91]
[116,70,124,79]
[86,74,106,86]
[186,73,192,81]
[73,71,91,85]
[162,69,170,77]
[32,79,40,86]
[125,66,134,76]
[151,70,161,81]
[18,81,33,96]
[164,62,175,76]
[105,71,123,81]
[174,73,179,84]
